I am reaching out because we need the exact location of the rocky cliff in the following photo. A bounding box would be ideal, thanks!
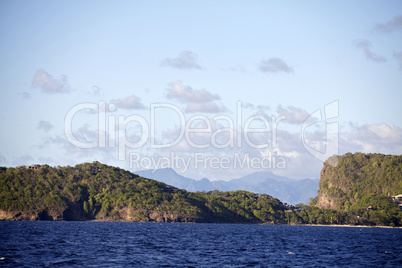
[0,207,197,223]
[313,153,402,211]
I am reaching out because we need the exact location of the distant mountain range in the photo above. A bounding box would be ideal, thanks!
[136,168,319,205]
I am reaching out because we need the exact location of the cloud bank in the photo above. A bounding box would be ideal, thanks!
[167,80,219,103]
[259,58,293,73]
[116,95,145,110]
[32,69,70,94]
[277,106,311,124]
[161,50,202,70]
[166,81,224,113]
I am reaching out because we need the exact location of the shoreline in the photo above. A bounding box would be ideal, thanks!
[286,223,402,229]
[2,219,401,229]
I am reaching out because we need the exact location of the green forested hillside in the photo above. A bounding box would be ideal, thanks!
[312,153,402,209]
[1,155,401,226]
[0,162,286,223]
[309,153,402,226]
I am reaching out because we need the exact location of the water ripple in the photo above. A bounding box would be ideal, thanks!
[0,222,401,267]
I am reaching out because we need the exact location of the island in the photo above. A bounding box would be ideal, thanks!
[1,153,401,227]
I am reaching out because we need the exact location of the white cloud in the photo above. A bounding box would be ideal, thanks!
[35,111,402,181]
[367,124,399,139]
[167,80,220,103]
[116,95,145,110]
[161,50,202,70]
[342,123,402,154]
[31,69,70,94]
[277,105,311,124]
[259,58,294,73]
[354,39,387,63]
[373,15,402,33]
[186,102,225,113]
[74,124,100,144]
[42,133,86,154]
[37,120,54,132]
[41,124,119,161]
[166,80,224,113]
[42,124,100,152]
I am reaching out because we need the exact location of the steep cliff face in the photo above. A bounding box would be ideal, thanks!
[0,193,198,222]
[91,207,199,223]
[0,206,198,223]
[0,208,65,221]
[315,158,343,209]
[107,208,198,223]
[314,153,402,211]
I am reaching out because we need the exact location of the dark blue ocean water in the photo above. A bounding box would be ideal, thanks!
[0,221,401,267]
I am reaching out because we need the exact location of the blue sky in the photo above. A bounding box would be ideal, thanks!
[1,1,401,180]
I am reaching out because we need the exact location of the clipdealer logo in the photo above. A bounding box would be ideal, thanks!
[64,100,339,172]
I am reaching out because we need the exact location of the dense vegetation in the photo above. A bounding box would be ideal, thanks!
[313,153,402,209]
[0,162,286,223]
[309,153,402,226]
[1,153,401,226]
[287,203,401,227]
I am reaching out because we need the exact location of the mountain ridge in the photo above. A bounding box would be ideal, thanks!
[136,168,319,205]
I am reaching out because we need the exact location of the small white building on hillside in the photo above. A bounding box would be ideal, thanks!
[392,194,402,204]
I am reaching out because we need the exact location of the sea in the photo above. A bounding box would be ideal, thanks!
[0,221,401,267]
